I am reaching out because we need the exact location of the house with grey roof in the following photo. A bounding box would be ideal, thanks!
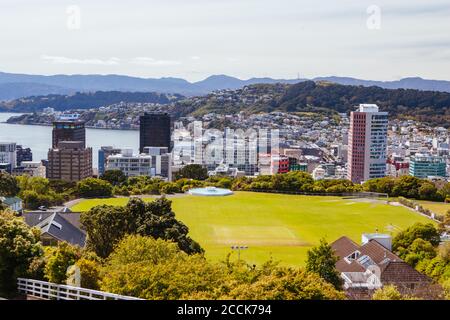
[23,212,85,247]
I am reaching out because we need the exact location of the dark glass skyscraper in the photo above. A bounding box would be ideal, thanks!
[52,121,86,149]
[139,113,171,153]
[16,145,33,166]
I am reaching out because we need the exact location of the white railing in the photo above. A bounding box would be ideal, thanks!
[17,278,144,300]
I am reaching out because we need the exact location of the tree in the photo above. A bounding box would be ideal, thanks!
[80,197,203,258]
[391,176,422,199]
[100,170,127,186]
[44,242,82,284]
[81,205,129,258]
[418,182,438,201]
[127,197,203,255]
[17,176,65,209]
[438,183,450,200]
[48,179,76,194]
[101,235,345,300]
[223,269,345,300]
[21,190,53,210]
[400,238,437,267]
[372,285,416,300]
[16,176,50,195]
[305,238,342,290]
[76,178,113,198]
[0,211,42,296]
[363,177,395,194]
[0,172,19,197]
[175,164,208,181]
[66,257,102,290]
[393,223,441,253]
[101,235,222,299]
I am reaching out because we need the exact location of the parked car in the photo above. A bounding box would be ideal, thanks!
[38,206,47,211]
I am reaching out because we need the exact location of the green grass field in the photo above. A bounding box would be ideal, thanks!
[417,200,450,216]
[71,192,434,266]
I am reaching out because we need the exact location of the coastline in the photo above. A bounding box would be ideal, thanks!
[1,121,139,131]
[0,112,139,131]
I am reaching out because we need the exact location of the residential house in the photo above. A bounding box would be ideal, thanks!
[0,196,23,213]
[331,234,436,299]
[23,212,85,247]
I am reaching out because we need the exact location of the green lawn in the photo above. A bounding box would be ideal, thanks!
[71,192,434,266]
[417,200,450,216]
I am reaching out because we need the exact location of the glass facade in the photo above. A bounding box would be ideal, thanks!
[409,155,446,178]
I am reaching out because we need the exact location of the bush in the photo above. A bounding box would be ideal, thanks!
[215,178,233,189]
[393,223,441,252]
[21,190,53,210]
[175,164,208,181]
[0,172,20,197]
[100,235,345,300]
[160,183,181,195]
[44,242,82,284]
[75,258,102,290]
[372,285,417,300]
[0,211,42,296]
[76,178,113,198]
[100,170,127,186]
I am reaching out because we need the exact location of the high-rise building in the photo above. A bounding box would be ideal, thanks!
[47,141,93,182]
[16,145,33,166]
[98,146,122,176]
[347,104,388,184]
[0,142,17,169]
[139,113,171,153]
[52,120,86,149]
[409,154,446,178]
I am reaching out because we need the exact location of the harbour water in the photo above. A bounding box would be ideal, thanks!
[0,113,139,168]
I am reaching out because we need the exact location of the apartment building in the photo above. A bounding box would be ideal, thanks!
[47,141,93,182]
[347,104,388,184]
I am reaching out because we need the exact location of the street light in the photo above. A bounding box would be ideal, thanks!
[231,245,248,261]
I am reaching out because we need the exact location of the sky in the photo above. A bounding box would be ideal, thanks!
[0,0,449,82]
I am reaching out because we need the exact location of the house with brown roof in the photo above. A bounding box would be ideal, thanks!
[331,234,434,299]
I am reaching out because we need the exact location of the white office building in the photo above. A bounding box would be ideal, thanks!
[19,161,46,177]
[0,142,17,169]
[106,148,171,179]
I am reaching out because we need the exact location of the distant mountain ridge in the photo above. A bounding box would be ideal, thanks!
[0,71,450,101]
[0,91,181,113]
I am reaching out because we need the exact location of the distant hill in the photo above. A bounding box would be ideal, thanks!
[0,91,182,112]
[0,82,74,100]
[313,76,450,93]
[5,81,450,127]
[170,81,450,127]
[1,71,450,101]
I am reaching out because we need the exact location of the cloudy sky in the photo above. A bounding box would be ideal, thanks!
[0,0,449,81]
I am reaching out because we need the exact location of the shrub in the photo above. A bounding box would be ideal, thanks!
[76,178,113,198]
[44,242,82,284]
